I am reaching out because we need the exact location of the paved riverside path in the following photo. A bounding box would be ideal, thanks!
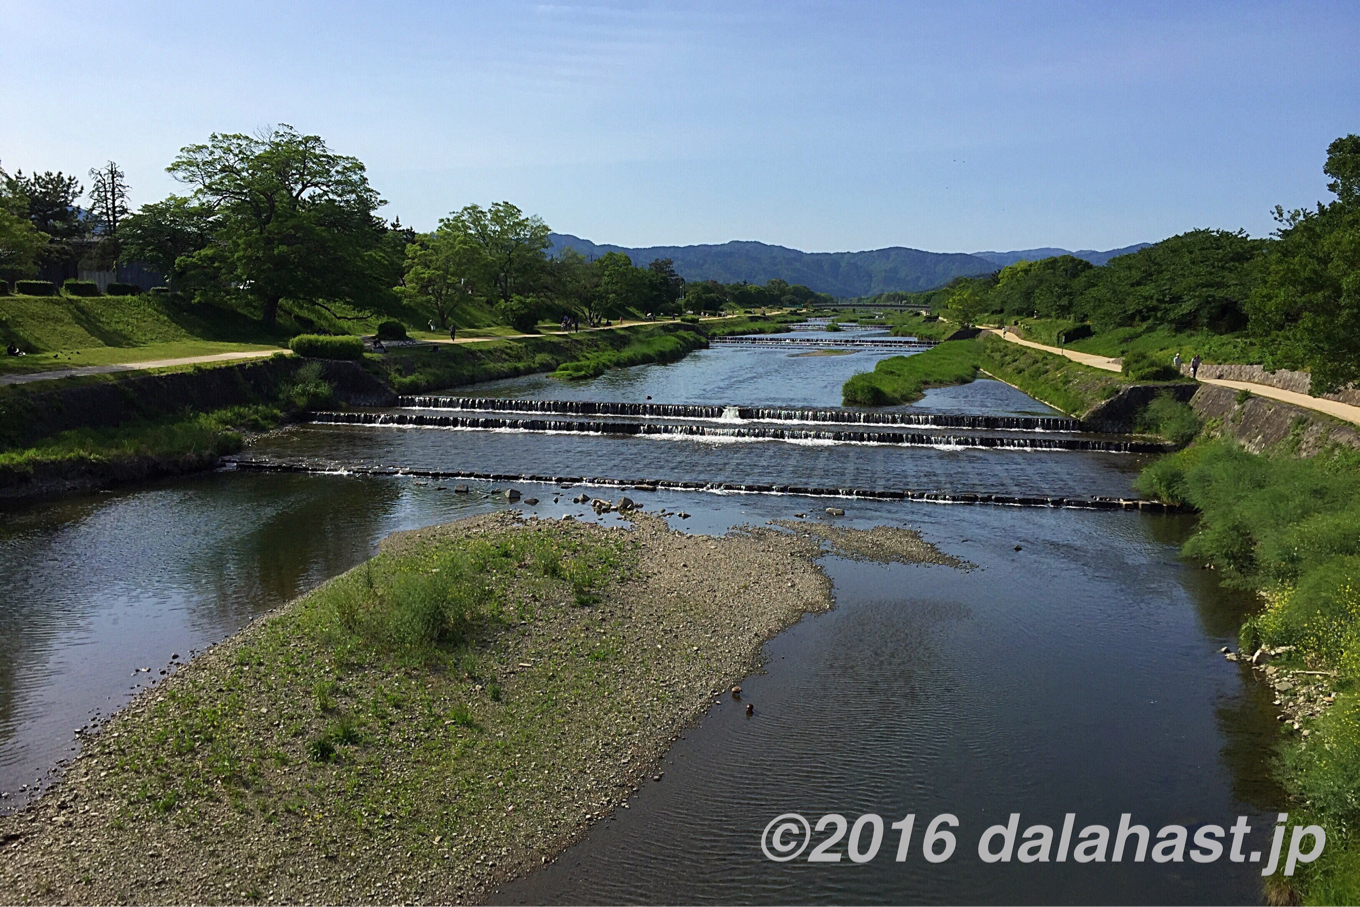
[0,315,753,387]
[985,328,1360,428]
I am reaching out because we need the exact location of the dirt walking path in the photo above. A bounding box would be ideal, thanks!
[984,327,1360,428]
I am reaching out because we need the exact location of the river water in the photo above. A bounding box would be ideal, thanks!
[0,336,1281,902]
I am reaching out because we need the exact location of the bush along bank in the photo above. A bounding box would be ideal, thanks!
[0,512,848,904]
[1138,441,1360,904]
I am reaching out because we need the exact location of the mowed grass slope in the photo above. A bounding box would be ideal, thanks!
[0,294,289,373]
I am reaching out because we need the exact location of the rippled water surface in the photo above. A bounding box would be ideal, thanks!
[0,339,1283,903]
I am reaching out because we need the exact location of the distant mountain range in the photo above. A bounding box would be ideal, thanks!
[546,233,1152,298]
[971,244,1152,269]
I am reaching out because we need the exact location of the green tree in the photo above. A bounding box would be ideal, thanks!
[398,229,479,329]
[438,202,549,304]
[646,258,685,314]
[594,251,643,322]
[946,285,985,326]
[1250,135,1360,393]
[167,125,388,324]
[6,169,85,240]
[685,279,728,315]
[0,164,48,276]
[119,196,215,288]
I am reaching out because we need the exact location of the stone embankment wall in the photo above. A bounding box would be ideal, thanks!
[1190,384,1360,455]
[1180,362,1360,408]
[1078,383,1198,433]
[3,358,393,450]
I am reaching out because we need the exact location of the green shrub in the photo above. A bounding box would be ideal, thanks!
[680,314,700,324]
[15,279,55,296]
[494,295,541,333]
[288,334,365,360]
[1121,350,1181,381]
[276,362,334,410]
[1136,393,1200,445]
[824,322,843,332]
[148,286,172,296]
[63,279,101,297]
[376,319,407,341]
[106,282,141,296]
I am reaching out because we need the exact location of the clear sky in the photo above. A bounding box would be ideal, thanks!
[2,1,1356,253]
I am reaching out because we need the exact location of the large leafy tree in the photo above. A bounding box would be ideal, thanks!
[438,202,549,304]
[1250,135,1360,393]
[119,196,216,288]
[0,164,48,276]
[167,125,387,324]
[398,228,479,329]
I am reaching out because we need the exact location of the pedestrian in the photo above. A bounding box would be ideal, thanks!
[1173,353,1182,371]
[1190,354,1201,379]
[428,319,436,332]
[449,324,457,342]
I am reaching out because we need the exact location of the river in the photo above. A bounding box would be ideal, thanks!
[0,333,1281,902]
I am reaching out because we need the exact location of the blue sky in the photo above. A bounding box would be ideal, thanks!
[2,1,1356,252]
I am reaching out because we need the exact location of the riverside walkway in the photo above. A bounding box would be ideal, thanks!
[985,328,1360,428]
[0,316,750,387]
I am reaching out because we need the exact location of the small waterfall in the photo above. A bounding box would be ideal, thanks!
[397,397,1083,433]
[306,411,1167,453]
[225,457,1180,512]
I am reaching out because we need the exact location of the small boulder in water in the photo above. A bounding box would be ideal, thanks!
[453,484,470,493]
[523,498,539,506]
[506,489,522,502]
[825,507,845,517]
[616,496,636,512]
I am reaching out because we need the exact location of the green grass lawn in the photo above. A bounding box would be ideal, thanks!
[1008,317,1262,365]
[0,340,287,375]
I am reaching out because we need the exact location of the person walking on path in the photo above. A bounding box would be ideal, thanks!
[1190,354,1201,379]
[1174,353,1183,372]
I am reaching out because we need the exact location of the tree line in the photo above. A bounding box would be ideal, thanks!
[896,135,1358,392]
[2,126,829,330]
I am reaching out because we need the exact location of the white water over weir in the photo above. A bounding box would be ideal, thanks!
[708,336,937,349]
[397,396,1082,432]
[307,411,1167,453]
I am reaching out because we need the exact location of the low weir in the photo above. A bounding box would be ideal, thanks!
[223,457,1182,512]
[397,396,1083,432]
[306,411,1165,452]
[707,336,937,349]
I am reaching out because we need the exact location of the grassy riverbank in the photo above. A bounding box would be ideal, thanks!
[1139,442,1360,903]
[0,404,277,497]
[841,335,1144,414]
[0,512,844,904]
[0,361,334,499]
[841,342,980,405]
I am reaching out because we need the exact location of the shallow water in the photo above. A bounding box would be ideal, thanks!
[0,341,1284,902]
